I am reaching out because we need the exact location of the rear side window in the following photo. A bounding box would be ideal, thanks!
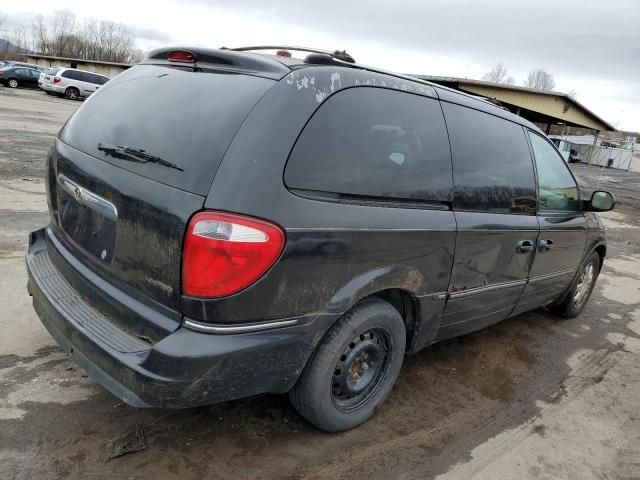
[62,70,79,80]
[528,132,579,212]
[285,87,453,204]
[442,102,536,214]
[60,65,275,195]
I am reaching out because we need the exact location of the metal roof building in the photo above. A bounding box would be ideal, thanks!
[413,75,615,134]
[23,54,132,78]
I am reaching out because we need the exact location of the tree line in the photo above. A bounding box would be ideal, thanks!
[0,11,144,64]
[481,62,574,95]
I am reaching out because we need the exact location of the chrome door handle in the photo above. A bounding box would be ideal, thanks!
[539,239,554,251]
[516,240,534,253]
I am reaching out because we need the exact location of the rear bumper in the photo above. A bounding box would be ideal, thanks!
[27,227,328,408]
[41,84,63,94]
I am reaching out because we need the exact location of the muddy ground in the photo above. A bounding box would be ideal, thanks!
[1,87,639,479]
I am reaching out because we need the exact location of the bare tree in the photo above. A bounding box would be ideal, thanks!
[523,69,556,91]
[29,12,142,63]
[481,63,515,85]
[10,25,30,53]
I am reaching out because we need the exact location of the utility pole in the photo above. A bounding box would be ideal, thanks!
[588,129,599,165]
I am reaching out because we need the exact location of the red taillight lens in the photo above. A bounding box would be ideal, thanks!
[167,50,196,63]
[53,76,61,83]
[182,211,285,298]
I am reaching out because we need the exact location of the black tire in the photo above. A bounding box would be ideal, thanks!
[289,298,406,432]
[65,87,80,100]
[549,251,601,318]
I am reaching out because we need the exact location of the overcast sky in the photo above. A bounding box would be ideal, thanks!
[1,0,638,131]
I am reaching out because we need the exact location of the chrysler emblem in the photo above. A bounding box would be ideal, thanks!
[74,187,82,201]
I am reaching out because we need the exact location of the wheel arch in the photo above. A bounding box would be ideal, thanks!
[594,243,606,269]
[322,265,429,349]
[361,288,419,351]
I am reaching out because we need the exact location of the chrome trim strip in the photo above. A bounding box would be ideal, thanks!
[183,318,299,334]
[449,279,527,300]
[286,227,454,232]
[57,174,118,221]
[528,268,576,284]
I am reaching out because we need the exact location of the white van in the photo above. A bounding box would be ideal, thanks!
[41,67,109,100]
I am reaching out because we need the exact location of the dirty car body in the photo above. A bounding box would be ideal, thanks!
[26,47,613,429]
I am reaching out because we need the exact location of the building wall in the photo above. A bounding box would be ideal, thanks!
[25,56,128,78]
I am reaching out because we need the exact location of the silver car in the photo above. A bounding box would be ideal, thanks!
[40,67,109,100]
[38,68,60,90]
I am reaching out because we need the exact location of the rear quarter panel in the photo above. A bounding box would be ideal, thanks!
[185,68,456,344]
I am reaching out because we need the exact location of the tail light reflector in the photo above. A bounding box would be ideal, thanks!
[182,211,285,298]
[53,76,62,83]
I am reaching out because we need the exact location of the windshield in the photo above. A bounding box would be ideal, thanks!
[59,65,275,195]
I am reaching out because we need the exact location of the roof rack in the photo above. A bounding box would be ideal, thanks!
[228,45,356,64]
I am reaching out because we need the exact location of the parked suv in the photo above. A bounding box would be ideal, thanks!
[40,67,109,99]
[26,47,615,432]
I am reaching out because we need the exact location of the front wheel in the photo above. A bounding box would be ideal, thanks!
[549,251,601,318]
[289,298,406,432]
[8,79,18,88]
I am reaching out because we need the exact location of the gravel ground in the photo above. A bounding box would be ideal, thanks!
[1,87,640,480]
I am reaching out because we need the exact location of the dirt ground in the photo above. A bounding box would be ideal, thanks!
[1,87,640,480]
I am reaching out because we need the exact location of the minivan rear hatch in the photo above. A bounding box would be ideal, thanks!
[49,62,277,321]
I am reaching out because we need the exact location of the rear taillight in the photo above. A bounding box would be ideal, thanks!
[53,76,61,83]
[182,211,285,298]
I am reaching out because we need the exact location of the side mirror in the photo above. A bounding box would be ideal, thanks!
[585,190,615,212]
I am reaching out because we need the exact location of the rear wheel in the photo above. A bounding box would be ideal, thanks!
[289,298,405,432]
[549,251,600,318]
[65,87,80,100]
[8,79,18,88]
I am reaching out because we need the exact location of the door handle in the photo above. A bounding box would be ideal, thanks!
[539,239,554,251]
[516,240,534,253]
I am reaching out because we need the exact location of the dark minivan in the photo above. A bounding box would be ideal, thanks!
[26,47,615,432]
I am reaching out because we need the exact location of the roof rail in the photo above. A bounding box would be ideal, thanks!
[228,46,356,63]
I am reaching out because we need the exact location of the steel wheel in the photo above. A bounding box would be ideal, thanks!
[331,328,391,412]
[289,298,405,432]
[8,79,18,88]
[573,262,596,309]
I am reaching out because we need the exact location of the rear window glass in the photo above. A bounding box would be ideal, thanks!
[285,87,453,205]
[60,65,274,194]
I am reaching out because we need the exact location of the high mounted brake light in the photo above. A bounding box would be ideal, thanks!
[167,50,196,63]
[182,211,285,298]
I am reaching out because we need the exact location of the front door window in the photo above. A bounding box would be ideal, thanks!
[528,132,579,212]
